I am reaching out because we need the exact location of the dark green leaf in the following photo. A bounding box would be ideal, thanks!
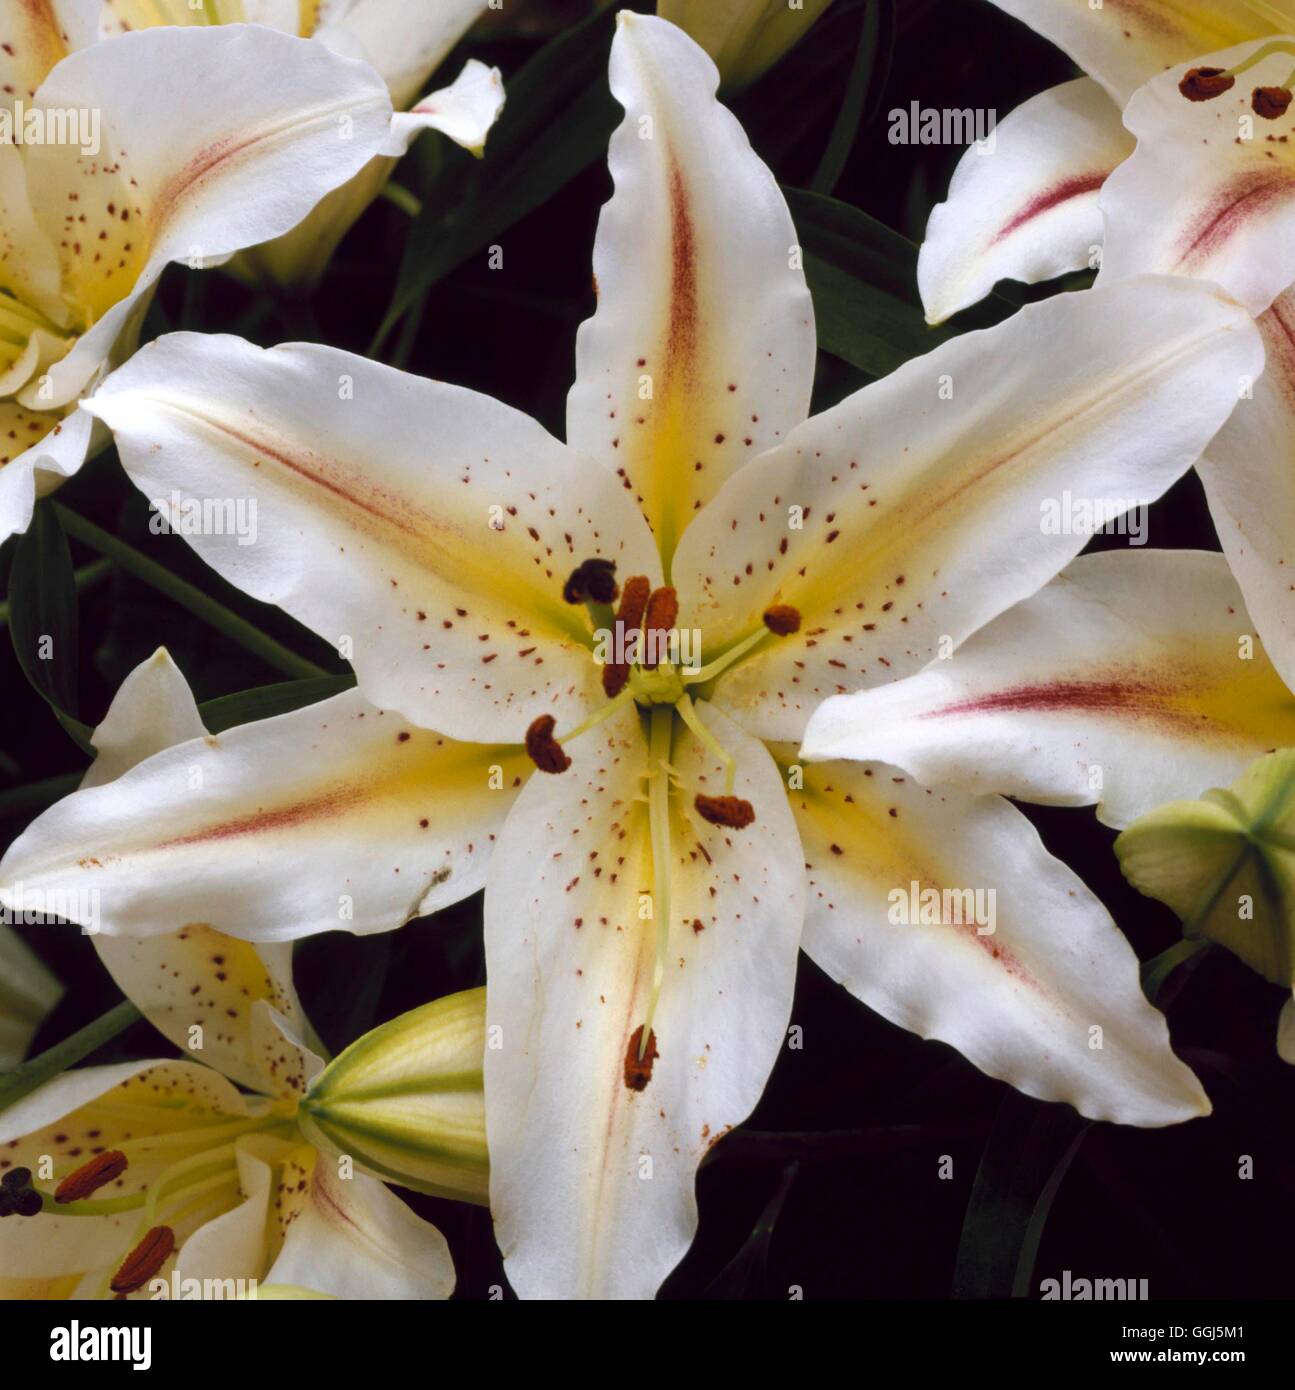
[8,499,92,753]
[785,187,1015,379]
[809,0,894,195]
[373,4,621,353]
[197,674,356,735]
[953,1090,1087,1299]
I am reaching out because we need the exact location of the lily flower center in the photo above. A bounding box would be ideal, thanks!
[6,1102,297,1297]
[525,560,801,1066]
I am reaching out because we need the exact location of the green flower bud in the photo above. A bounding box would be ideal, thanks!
[1115,749,1295,986]
[298,987,489,1205]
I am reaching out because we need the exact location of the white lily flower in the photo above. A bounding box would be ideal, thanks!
[918,5,1295,797]
[916,1,1295,326]
[657,0,836,89]
[0,648,468,1301]
[805,548,1295,1063]
[0,928,62,1070]
[802,548,1295,831]
[0,18,497,547]
[97,1,501,292]
[1,13,1261,1297]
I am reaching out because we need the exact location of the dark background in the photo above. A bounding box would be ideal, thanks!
[3,0,1292,1300]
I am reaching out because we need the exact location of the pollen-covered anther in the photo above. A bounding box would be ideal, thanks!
[602,574,650,696]
[525,714,571,774]
[55,1150,129,1204]
[624,1026,659,1091]
[563,556,619,605]
[0,1168,41,1218]
[1253,85,1293,118]
[641,586,678,668]
[695,793,756,829]
[1178,66,1235,100]
[763,604,801,635]
[110,1226,176,1294]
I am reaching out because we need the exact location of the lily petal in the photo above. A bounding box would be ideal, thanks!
[485,700,804,1299]
[986,0,1288,105]
[0,685,530,941]
[87,332,661,741]
[0,144,63,322]
[23,24,400,405]
[386,60,505,158]
[313,0,490,109]
[266,1147,455,1299]
[0,0,97,103]
[673,276,1263,742]
[1198,289,1295,691]
[566,11,816,566]
[801,550,1295,829]
[1098,38,1295,317]
[918,79,1132,324]
[786,755,1207,1123]
[0,406,94,546]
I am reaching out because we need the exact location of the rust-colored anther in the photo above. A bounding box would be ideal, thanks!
[641,586,678,668]
[54,1150,129,1204]
[563,557,619,605]
[763,604,801,636]
[602,574,650,696]
[624,1026,659,1091]
[525,714,571,774]
[110,1226,175,1294]
[694,794,756,829]
[1253,85,1293,118]
[1179,66,1235,101]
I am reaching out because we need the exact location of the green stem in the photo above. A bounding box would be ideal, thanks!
[379,182,423,219]
[0,1000,142,1114]
[1141,938,1210,1006]
[52,504,326,681]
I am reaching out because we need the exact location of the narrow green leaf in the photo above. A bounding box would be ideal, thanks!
[0,1000,141,1114]
[8,499,92,753]
[786,187,1021,380]
[197,674,356,735]
[54,503,327,682]
[809,0,893,195]
[372,4,620,353]
[953,1090,1086,1299]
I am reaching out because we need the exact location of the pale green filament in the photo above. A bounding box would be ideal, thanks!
[640,705,675,1058]
[683,626,769,687]
[557,685,635,743]
[675,692,735,795]
[1222,38,1295,75]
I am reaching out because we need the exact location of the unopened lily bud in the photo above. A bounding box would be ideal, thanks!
[1115,748,1295,987]
[658,0,837,91]
[1253,85,1293,119]
[1178,66,1236,101]
[298,988,489,1205]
